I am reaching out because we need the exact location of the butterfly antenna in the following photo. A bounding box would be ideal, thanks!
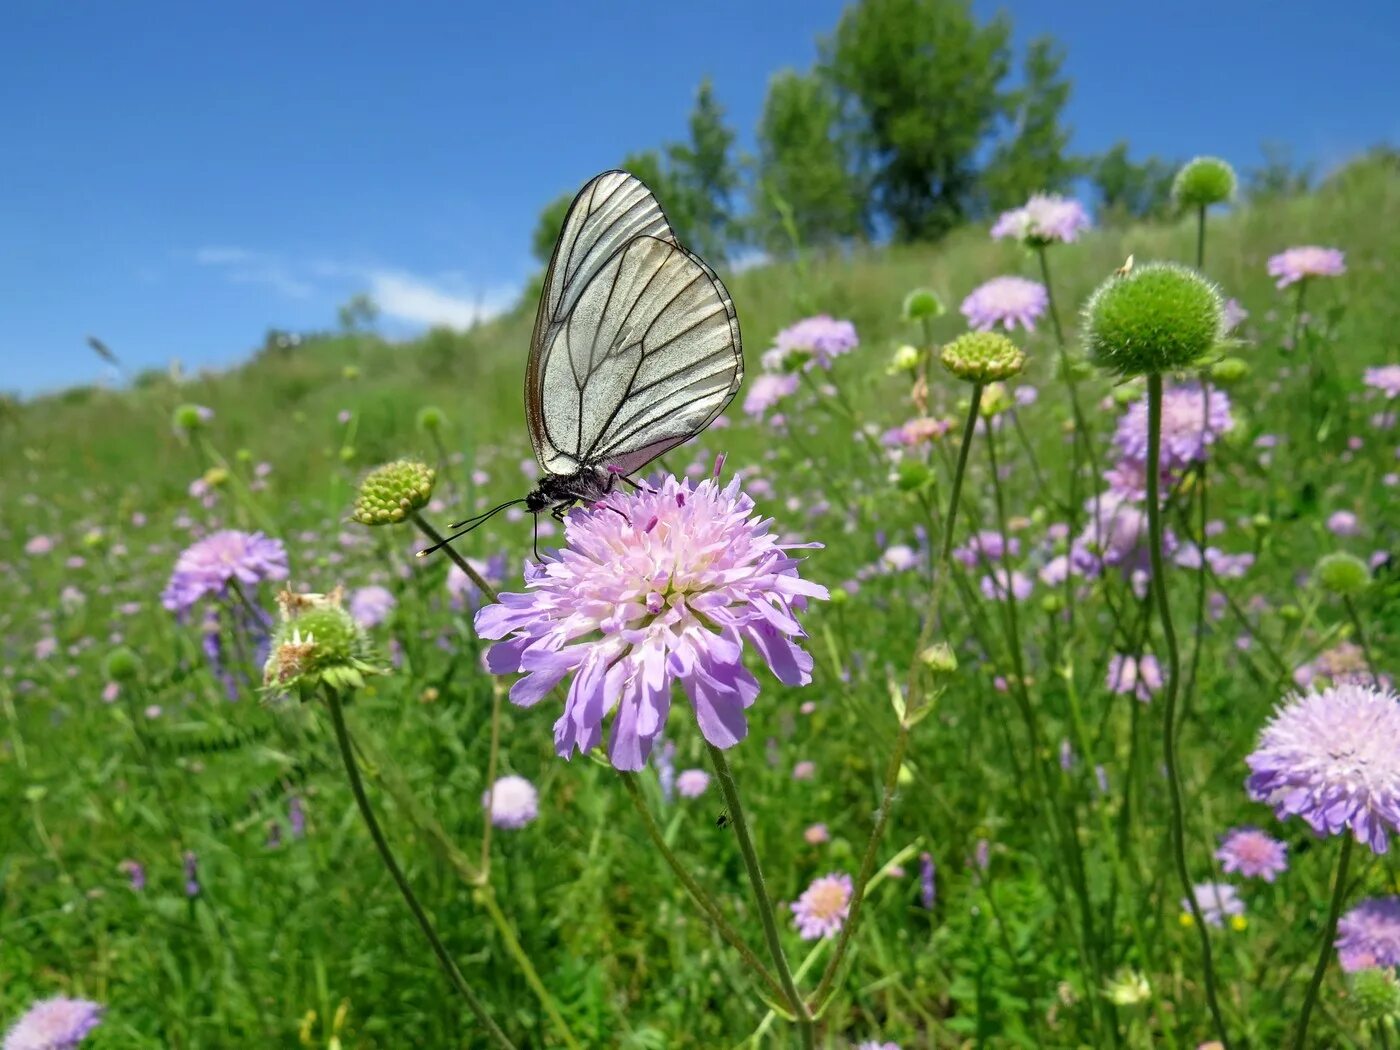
[416,499,525,558]
[532,513,541,563]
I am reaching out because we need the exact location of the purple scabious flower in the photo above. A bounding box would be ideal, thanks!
[182,851,200,897]
[856,1042,901,1050]
[1337,897,1400,971]
[3,997,103,1050]
[1222,297,1249,332]
[1183,882,1244,927]
[742,373,799,418]
[1246,683,1400,853]
[767,315,858,371]
[676,769,710,799]
[979,569,1033,602]
[349,585,396,628]
[919,851,936,909]
[1106,654,1162,703]
[990,193,1091,245]
[1114,383,1233,472]
[1070,493,1170,579]
[790,871,853,939]
[1215,827,1288,881]
[482,774,539,829]
[1293,642,1391,691]
[960,276,1049,332]
[1364,365,1400,399]
[118,859,145,891]
[1326,510,1360,537]
[446,553,507,611]
[161,530,288,615]
[953,530,1018,568]
[1267,246,1345,288]
[475,476,827,771]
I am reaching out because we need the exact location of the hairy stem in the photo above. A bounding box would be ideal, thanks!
[1293,835,1354,1050]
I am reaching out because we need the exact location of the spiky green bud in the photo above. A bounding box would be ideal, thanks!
[1083,262,1224,377]
[1347,968,1400,1023]
[1172,156,1237,209]
[103,646,143,683]
[1315,552,1371,597]
[416,405,446,433]
[1210,356,1250,385]
[263,588,383,699]
[940,332,1026,384]
[352,460,435,526]
[902,288,946,322]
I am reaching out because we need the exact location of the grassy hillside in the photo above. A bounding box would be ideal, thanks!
[2,155,1398,1049]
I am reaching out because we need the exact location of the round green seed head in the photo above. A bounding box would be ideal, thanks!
[171,403,208,433]
[1172,156,1237,209]
[1082,262,1224,377]
[352,459,435,526]
[1348,968,1400,1023]
[1315,552,1371,596]
[1210,356,1250,385]
[103,646,143,683]
[416,405,446,432]
[940,331,1026,383]
[902,287,946,321]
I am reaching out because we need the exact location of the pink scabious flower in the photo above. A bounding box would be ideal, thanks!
[1114,383,1233,472]
[1215,827,1288,882]
[482,774,538,830]
[960,276,1049,332]
[990,193,1091,245]
[23,535,54,556]
[766,315,858,372]
[1336,897,1400,971]
[743,373,799,418]
[1106,654,1163,703]
[1183,882,1244,927]
[1364,365,1400,399]
[804,822,830,844]
[676,769,710,799]
[1222,297,1249,332]
[856,1043,901,1050]
[1326,510,1360,537]
[1246,683,1400,853]
[880,416,950,448]
[3,996,103,1050]
[160,530,288,615]
[1267,245,1345,288]
[474,476,827,771]
[1294,641,1392,691]
[790,872,853,940]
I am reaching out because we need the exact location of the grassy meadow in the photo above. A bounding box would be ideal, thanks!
[3,154,1399,1048]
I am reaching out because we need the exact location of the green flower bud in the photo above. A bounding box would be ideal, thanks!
[339,446,356,464]
[416,405,446,433]
[264,588,382,698]
[919,642,958,674]
[1172,156,1237,209]
[235,448,253,463]
[1279,604,1303,622]
[352,460,435,526]
[104,646,143,683]
[342,365,361,381]
[977,382,1014,418]
[82,528,106,550]
[171,403,211,434]
[940,332,1026,384]
[1348,967,1400,1023]
[1210,356,1250,385]
[902,288,946,322]
[887,344,922,375]
[1083,262,1224,378]
[827,587,849,607]
[895,460,935,493]
[1102,968,1152,1007]
[1315,552,1371,597]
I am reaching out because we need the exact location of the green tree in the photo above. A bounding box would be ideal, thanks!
[1090,142,1176,223]
[669,77,740,261]
[824,0,1010,241]
[751,69,864,254]
[1245,141,1314,201]
[980,37,1077,211]
[337,292,379,332]
[620,148,698,243]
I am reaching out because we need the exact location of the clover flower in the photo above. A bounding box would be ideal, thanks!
[161,530,289,615]
[1267,246,1345,288]
[960,276,1048,333]
[791,872,853,940]
[475,475,827,771]
[1215,827,1288,881]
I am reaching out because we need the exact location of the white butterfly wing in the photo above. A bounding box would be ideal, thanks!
[527,172,741,477]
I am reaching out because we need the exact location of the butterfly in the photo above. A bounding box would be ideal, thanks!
[422,170,744,556]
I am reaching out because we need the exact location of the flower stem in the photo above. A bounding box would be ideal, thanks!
[814,384,984,1014]
[410,510,498,603]
[619,774,789,1006]
[1293,834,1354,1050]
[705,743,813,1048]
[322,686,515,1049]
[1146,373,1233,1049]
[1342,596,1384,691]
[1195,204,1207,271]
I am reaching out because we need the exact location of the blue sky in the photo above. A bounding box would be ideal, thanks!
[6,1,1396,396]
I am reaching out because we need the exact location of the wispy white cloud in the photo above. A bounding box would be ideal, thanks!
[193,245,313,298]
[366,270,515,329]
[193,246,256,266]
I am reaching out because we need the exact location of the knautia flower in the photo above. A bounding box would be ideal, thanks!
[3,996,103,1050]
[1294,642,1390,690]
[790,871,853,940]
[262,588,382,700]
[1083,262,1224,378]
[1113,383,1233,472]
[804,822,830,844]
[765,315,858,372]
[1246,683,1400,853]
[475,475,827,771]
[1106,653,1163,703]
[919,851,936,909]
[1364,365,1400,399]
[161,529,289,615]
[676,769,710,799]
[182,850,200,897]
[1222,297,1249,332]
[959,276,1048,333]
[1172,156,1237,209]
[348,585,396,628]
[1183,882,1244,927]
[1267,246,1346,288]
[118,858,146,891]
[1327,510,1361,537]
[1215,827,1288,881]
[1337,897,1400,971]
[743,373,799,418]
[990,193,1091,246]
[940,331,1026,384]
[446,554,507,611]
[482,774,539,830]
[351,460,435,526]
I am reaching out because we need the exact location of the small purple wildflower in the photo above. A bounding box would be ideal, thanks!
[288,796,306,840]
[1114,383,1233,472]
[1183,882,1244,927]
[1267,246,1345,288]
[792,760,816,781]
[804,823,830,845]
[446,554,507,611]
[767,315,858,371]
[1106,654,1163,703]
[182,851,200,897]
[743,373,799,418]
[960,276,1048,332]
[1326,510,1360,537]
[856,1042,901,1050]
[1246,683,1400,853]
[1364,365,1400,399]
[349,585,396,628]
[676,769,710,799]
[118,859,146,891]
[161,530,288,615]
[24,535,54,556]
[475,476,827,771]
[791,872,853,939]
[482,775,539,830]
[3,996,103,1050]
[919,851,936,909]
[1215,827,1288,882]
[1337,897,1400,971]
[991,193,1091,245]
[979,569,1032,603]
[1222,297,1249,332]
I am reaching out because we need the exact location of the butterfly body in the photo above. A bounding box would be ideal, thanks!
[525,467,617,519]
